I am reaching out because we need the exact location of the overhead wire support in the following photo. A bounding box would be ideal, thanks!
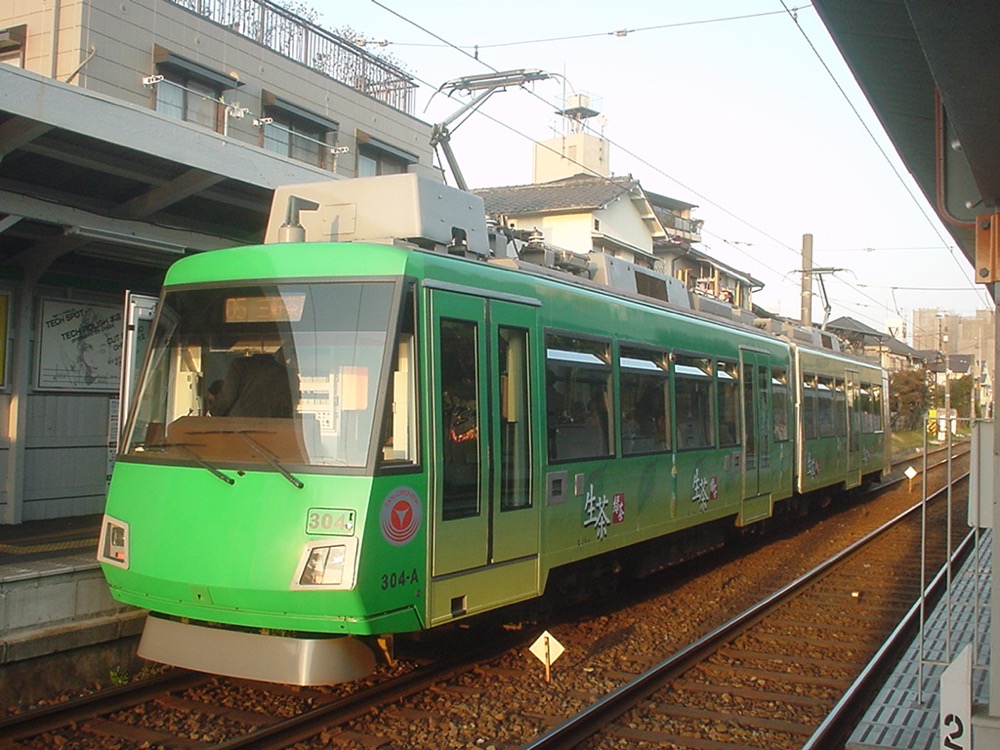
[429,69,552,191]
[797,266,848,330]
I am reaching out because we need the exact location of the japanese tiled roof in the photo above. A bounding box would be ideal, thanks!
[827,316,921,357]
[644,189,697,211]
[473,174,638,215]
[827,316,884,337]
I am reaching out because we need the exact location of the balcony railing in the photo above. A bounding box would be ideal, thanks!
[168,0,416,114]
[660,213,703,237]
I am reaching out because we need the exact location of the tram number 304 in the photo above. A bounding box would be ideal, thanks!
[381,568,420,590]
[306,509,356,535]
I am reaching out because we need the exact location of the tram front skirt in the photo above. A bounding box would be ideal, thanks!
[138,615,377,685]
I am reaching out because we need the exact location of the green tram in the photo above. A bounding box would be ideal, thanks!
[98,175,890,684]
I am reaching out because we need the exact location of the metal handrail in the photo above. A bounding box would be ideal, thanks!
[167,0,417,113]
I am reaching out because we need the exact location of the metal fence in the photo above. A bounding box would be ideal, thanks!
[168,0,416,113]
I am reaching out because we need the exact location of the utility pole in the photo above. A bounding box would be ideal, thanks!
[798,233,843,330]
[801,233,813,328]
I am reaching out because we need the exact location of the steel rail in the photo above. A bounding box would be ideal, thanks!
[209,630,530,750]
[0,669,209,746]
[802,525,977,749]
[521,471,970,750]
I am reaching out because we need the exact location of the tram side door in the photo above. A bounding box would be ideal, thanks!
[429,289,539,578]
[739,349,773,502]
[845,369,862,488]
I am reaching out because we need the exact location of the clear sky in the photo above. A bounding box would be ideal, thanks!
[322,0,992,340]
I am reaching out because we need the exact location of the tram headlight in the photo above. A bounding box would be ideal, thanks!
[97,515,130,569]
[293,538,359,590]
[301,545,347,585]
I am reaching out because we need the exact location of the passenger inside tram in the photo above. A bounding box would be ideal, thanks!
[211,351,294,418]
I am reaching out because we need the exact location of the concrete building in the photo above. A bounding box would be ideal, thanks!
[0,0,439,525]
[912,308,994,411]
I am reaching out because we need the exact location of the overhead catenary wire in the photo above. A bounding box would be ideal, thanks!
[361,6,812,50]
[368,0,987,322]
[371,0,802,256]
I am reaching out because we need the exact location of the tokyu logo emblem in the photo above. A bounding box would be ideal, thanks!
[380,487,422,546]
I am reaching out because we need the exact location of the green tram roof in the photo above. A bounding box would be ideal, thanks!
[162,240,882,373]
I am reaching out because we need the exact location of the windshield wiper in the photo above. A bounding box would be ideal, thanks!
[191,429,305,489]
[145,442,236,485]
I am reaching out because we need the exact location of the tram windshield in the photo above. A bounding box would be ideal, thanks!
[123,281,405,470]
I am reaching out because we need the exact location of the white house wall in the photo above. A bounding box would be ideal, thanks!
[506,199,656,257]
[538,213,595,254]
[595,197,655,256]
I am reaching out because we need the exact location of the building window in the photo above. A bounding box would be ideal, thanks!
[263,118,325,165]
[357,144,407,176]
[151,46,242,132]
[355,131,417,177]
[260,91,339,170]
[0,25,26,68]
[156,75,220,129]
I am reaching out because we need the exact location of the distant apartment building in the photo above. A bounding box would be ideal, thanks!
[912,307,994,396]
[0,0,439,524]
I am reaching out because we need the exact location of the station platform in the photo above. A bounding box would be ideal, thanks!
[848,529,993,750]
[0,514,146,706]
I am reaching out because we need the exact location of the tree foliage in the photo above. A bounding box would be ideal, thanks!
[890,368,930,430]
[936,374,974,419]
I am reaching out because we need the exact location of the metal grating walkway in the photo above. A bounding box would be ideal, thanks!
[848,530,992,750]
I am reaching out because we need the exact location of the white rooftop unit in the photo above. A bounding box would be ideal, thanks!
[264,174,489,255]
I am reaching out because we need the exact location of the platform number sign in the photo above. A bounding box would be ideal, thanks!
[942,714,965,750]
[939,644,972,750]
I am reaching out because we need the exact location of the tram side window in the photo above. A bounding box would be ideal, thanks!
[858,386,872,433]
[866,384,885,433]
[675,355,714,451]
[772,369,791,442]
[802,374,818,439]
[379,286,418,467]
[545,333,612,462]
[717,361,740,447]
[817,377,836,438]
[833,379,847,436]
[619,345,671,455]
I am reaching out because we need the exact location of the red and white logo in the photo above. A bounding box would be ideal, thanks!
[380,487,422,546]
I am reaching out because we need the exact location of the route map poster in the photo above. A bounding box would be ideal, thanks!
[37,299,123,391]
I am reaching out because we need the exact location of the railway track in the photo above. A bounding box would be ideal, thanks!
[0,623,532,749]
[0,444,970,749]
[524,469,972,749]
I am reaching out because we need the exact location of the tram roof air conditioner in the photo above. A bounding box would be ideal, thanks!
[264,174,490,256]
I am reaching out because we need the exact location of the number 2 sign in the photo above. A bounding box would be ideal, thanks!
[940,645,972,750]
